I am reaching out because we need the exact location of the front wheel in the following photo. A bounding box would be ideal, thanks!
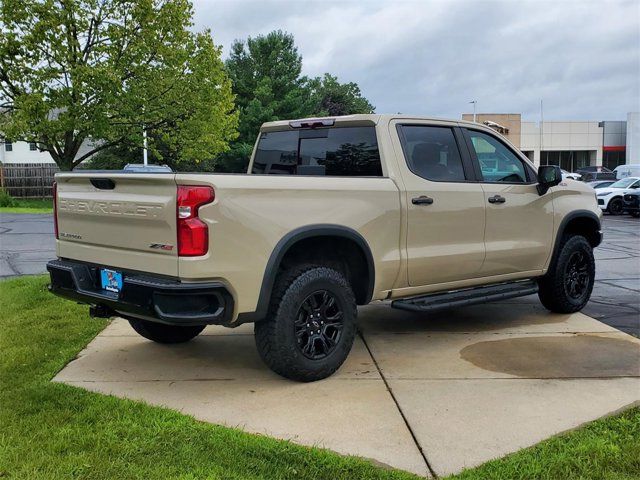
[538,235,595,313]
[128,318,206,344]
[607,197,624,215]
[255,266,357,382]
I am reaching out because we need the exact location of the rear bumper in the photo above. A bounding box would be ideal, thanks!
[47,259,234,326]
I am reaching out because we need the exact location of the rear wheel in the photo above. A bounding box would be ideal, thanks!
[607,197,624,215]
[255,265,357,382]
[538,235,595,313]
[631,211,640,218]
[128,318,206,344]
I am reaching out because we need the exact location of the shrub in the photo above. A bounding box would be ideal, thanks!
[0,189,17,207]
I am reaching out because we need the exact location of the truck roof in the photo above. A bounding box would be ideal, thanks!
[260,114,481,131]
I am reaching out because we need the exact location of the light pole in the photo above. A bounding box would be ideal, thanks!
[469,100,477,122]
[142,126,148,167]
[141,105,148,167]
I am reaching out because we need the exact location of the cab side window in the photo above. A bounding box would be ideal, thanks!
[399,126,466,182]
[466,130,529,184]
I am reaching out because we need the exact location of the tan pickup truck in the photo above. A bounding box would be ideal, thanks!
[48,114,602,381]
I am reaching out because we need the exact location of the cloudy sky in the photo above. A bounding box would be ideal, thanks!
[192,0,639,121]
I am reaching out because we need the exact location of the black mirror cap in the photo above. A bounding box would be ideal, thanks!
[537,165,562,195]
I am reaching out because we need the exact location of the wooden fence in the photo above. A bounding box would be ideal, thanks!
[0,163,59,198]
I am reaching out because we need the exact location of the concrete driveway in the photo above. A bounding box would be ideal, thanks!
[55,303,640,477]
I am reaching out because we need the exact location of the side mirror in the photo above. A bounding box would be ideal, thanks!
[537,165,562,195]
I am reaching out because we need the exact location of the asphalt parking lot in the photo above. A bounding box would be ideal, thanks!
[1,212,638,337]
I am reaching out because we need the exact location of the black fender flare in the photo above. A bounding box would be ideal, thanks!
[236,224,375,324]
[548,210,602,269]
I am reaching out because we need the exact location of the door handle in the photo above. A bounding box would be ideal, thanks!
[412,196,434,205]
[488,195,506,204]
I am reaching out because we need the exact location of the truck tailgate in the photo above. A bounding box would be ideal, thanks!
[55,173,179,277]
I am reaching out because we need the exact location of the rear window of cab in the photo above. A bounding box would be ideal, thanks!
[252,126,382,177]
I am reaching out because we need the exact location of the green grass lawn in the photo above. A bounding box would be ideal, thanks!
[447,408,640,480]
[1,275,638,479]
[0,197,53,214]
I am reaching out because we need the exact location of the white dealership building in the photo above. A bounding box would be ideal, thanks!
[465,112,639,172]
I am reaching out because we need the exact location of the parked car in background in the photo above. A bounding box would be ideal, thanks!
[561,169,581,181]
[578,166,612,173]
[596,177,640,215]
[623,190,640,218]
[576,166,616,182]
[614,164,640,179]
[123,164,173,173]
[587,180,616,189]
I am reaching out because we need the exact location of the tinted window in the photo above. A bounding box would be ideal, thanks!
[252,130,298,175]
[399,126,466,181]
[252,127,382,176]
[466,130,528,183]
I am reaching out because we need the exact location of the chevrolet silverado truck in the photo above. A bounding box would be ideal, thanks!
[48,115,602,381]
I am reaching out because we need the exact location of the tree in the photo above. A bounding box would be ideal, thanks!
[226,30,313,146]
[0,0,238,170]
[309,74,375,117]
[222,31,375,172]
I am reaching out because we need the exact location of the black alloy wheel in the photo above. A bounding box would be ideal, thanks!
[564,250,590,300]
[294,290,344,360]
[608,198,624,215]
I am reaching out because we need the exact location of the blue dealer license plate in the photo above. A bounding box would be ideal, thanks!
[100,269,123,293]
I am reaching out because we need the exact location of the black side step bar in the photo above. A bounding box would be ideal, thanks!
[391,280,539,313]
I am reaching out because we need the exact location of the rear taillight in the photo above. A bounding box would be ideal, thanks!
[53,181,59,239]
[177,185,214,256]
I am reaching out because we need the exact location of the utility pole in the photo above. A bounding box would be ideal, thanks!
[469,100,477,122]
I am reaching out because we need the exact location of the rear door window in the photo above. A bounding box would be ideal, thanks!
[252,127,382,176]
[397,125,467,182]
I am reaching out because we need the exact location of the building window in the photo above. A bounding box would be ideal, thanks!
[541,150,592,172]
[29,142,37,151]
[521,151,534,162]
[4,140,12,152]
[603,149,626,171]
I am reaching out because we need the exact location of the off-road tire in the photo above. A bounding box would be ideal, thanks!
[607,197,624,215]
[128,318,206,344]
[538,235,595,313]
[255,265,357,382]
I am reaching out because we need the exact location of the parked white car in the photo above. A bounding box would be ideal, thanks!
[561,169,581,180]
[614,164,640,179]
[596,177,640,215]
